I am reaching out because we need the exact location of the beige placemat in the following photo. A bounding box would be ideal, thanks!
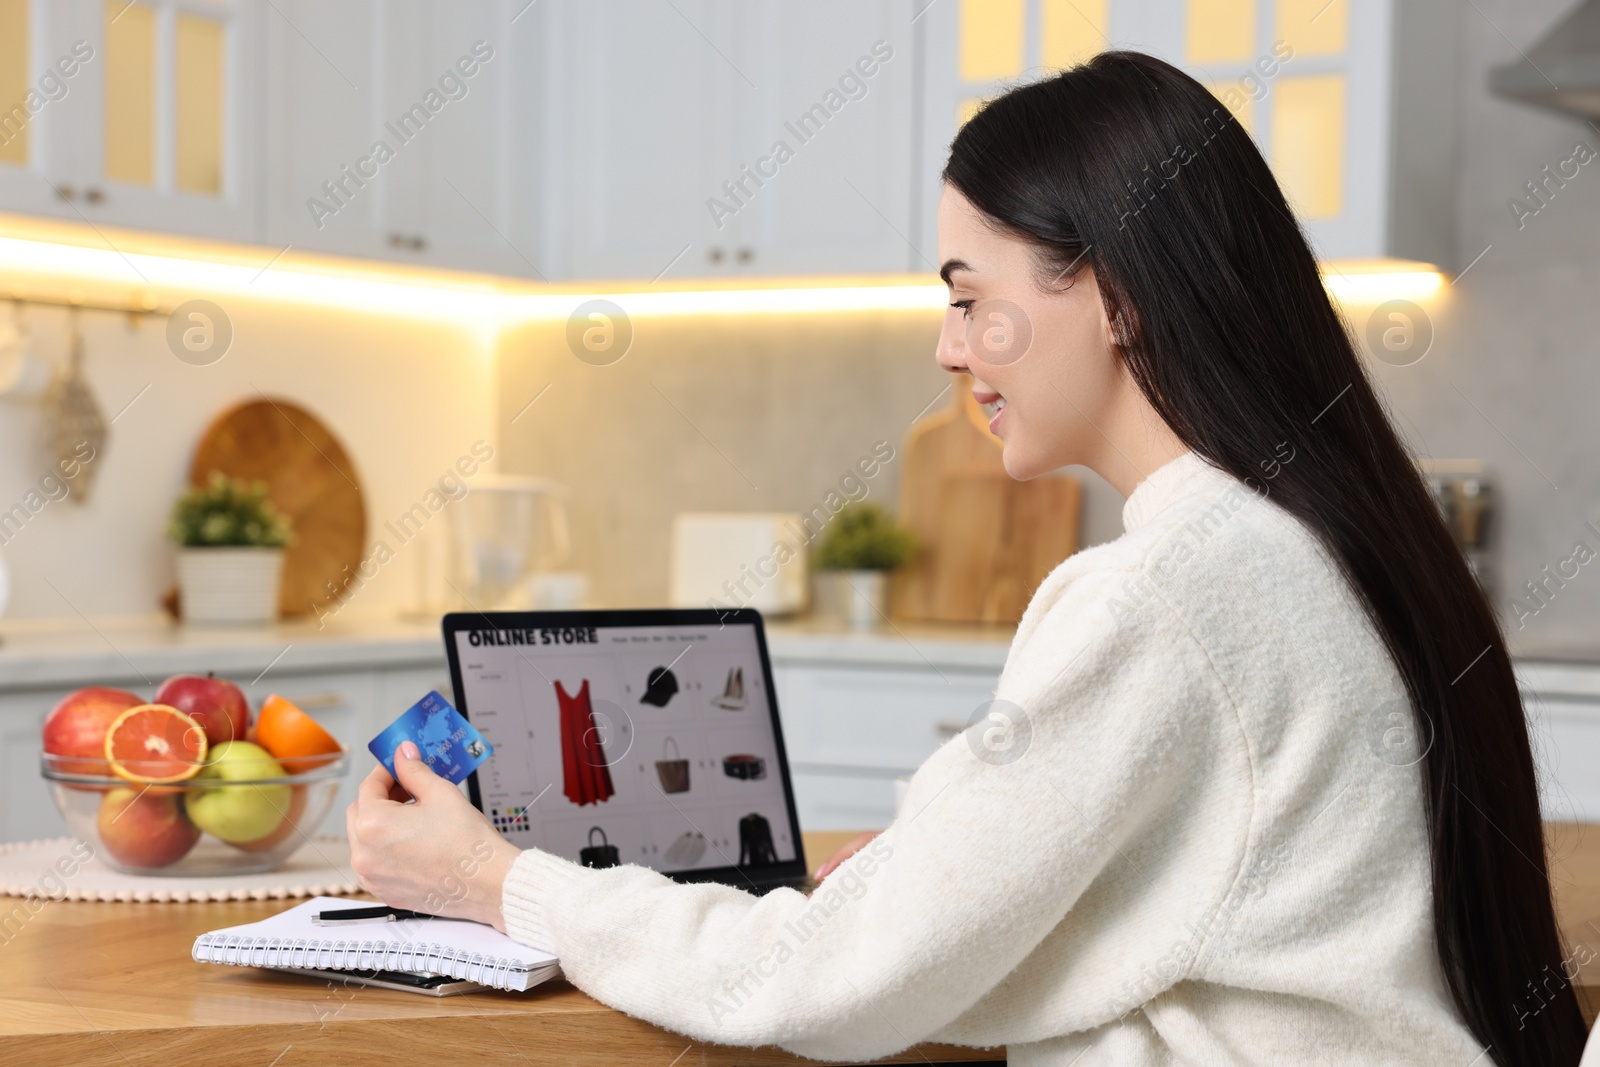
[0,836,361,903]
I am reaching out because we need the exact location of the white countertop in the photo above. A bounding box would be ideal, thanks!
[0,612,446,691]
[764,617,1013,671]
[0,612,1016,691]
[0,610,1589,695]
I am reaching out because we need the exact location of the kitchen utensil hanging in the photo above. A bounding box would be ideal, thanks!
[42,308,106,502]
[0,301,50,401]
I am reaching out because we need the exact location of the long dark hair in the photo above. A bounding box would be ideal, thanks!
[945,52,1583,1064]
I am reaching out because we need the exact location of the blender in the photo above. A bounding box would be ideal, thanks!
[446,475,582,610]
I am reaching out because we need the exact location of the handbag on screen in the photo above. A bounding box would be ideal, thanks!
[579,826,621,869]
[664,830,707,867]
[738,813,778,867]
[655,736,690,794]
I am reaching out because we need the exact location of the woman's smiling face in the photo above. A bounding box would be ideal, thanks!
[934,185,1173,490]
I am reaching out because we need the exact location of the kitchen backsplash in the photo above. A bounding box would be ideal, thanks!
[0,293,495,620]
[495,309,1127,611]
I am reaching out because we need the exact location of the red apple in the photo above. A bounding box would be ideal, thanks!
[96,787,201,868]
[43,687,145,776]
[154,673,249,748]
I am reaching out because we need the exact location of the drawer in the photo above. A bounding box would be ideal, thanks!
[791,769,898,832]
[0,689,69,843]
[1525,693,1600,822]
[379,667,457,723]
[774,664,999,773]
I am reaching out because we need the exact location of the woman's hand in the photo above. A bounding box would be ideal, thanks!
[813,830,880,882]
[345,741,521,931]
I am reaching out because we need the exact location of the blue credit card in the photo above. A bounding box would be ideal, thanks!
[368,691,493,785]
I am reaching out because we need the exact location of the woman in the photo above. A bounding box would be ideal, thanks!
[348,52,1584,1064]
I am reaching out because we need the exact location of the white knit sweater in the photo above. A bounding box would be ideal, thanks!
[501,451,1484,1064]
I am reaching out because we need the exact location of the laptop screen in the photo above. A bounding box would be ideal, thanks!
[445,611,801,882]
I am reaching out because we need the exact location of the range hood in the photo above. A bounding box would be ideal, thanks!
[1489,0,1600,119]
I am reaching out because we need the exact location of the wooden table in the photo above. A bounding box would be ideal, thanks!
[1547,823,1600,1024]
[10,827,1600,1065]
[0,831,1002,1067]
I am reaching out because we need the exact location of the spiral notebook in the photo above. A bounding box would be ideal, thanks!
[192,897,560,993]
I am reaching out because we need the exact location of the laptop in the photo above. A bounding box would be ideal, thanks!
[441,608,809,892]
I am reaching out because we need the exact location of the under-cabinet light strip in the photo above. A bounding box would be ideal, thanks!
[0,231,1447,323]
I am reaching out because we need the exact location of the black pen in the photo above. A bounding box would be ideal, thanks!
[311,905,436,926]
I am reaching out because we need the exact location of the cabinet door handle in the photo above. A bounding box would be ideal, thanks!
[934,720,966,737]
[735,247,753,264]
[83,187,105,205]
[707,247,725,264]
[283,692,348,710]
[54,184,75,201]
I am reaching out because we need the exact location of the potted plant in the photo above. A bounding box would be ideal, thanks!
[813,503,916,631]
[168,472,293,625]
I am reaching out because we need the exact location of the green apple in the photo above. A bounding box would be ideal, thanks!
[187,741,292,843]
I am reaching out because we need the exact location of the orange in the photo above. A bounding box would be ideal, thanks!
[104,704,208,784]
[255,695,344,774]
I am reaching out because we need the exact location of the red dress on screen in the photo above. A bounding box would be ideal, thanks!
[557,679,615,806]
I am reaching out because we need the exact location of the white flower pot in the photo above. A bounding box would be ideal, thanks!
[830,570,889,631]
[177,547,284,625]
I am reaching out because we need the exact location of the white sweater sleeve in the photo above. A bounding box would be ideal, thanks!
[500,564,1250,1061]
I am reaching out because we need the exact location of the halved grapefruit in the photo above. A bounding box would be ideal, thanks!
[104,704,208,784]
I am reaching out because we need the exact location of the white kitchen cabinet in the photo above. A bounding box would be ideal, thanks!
[772,660,1001,830]
[377,0,530,277]
[0,689,69,844]
[258,0,387,261]
[918,0,1460,270]
[0,0,259,240]
[532,0,738,282]
[723,2,920,276]
[535,0,921,282]
[261,0,529,275]
[789,769,904,834]
[1,0,922,281]
[0,2,89,218]
[1519,661,1600,823]
[1527,694,1600,823]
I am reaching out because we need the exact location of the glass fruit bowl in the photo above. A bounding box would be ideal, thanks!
[41,749,349,876]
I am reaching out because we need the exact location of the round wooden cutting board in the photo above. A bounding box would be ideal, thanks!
[188,398,366,619]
